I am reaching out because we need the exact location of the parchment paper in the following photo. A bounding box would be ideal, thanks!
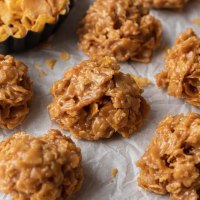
[1,0,200,199]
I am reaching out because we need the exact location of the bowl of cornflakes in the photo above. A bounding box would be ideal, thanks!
[0,0,74,54]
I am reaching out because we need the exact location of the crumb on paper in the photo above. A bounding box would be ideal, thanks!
[34,63,41,69]
[46,59,57,70]
[60,51,70,61]
[112,168,118,177]
[39,70,47,77]
[131,74,151,88]
[192,18,200,26]
[34,63,47,77]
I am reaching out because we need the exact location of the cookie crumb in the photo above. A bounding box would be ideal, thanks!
[131,74,151,88]
[112,168,118,177]
[46,59,57,70]
[34,63,47,77]
[34,63,41,69]
[60,51,70,61]
[39,70,47,77]
[192,18,200,26]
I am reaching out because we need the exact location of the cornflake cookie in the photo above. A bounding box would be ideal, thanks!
[137,113,200,200]
[0,129,83,200]
[0,0,70,42]
[156,29,200,107]
[48,56,150,141]
[0,54,32,129]
[141,0,189,9]
[78,0,162,63]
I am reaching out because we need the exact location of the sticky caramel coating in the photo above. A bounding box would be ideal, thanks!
[0,0,70,42]
[0,129,83,200]
[78,0,162,63]
[156,29,200,107]
[137,113,200,200]
[141,0,189,9]
[0,54,32,129]
[48,56,150,141]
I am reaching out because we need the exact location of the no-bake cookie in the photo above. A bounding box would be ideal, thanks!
[141,0,189,9]
[137,113,200,200]
[48,56,150,141]
[78,0,162,63]
[0,0,70,42]
[0,129,83,200]
[156,29,200,107]
[0,54,32,129]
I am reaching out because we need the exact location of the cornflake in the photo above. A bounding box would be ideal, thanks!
[46,58,57,70]
[131,74,151,88]
[60,51,70,61]
[112,168,118,177]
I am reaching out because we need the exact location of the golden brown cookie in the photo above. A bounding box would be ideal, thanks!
[0,0,70,41]
[48,56,150,141]
[0,54,32,129]
[141,0,189,9]
[0,129,83,200]
[156,29,200,108]
[78,0,162,63]
[137,113,200,200]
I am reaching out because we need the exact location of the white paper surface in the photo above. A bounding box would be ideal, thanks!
[1,0,200,199]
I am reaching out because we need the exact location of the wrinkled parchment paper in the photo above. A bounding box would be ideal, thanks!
[1,0,200,199]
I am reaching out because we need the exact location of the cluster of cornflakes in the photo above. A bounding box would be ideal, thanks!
[156,29,200,108]
[0,0,70,42]
[0,54,32,129]
[0,129,83,200]
[137,113,200,200]
[48,56,150,140]
[78,0,162,63]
